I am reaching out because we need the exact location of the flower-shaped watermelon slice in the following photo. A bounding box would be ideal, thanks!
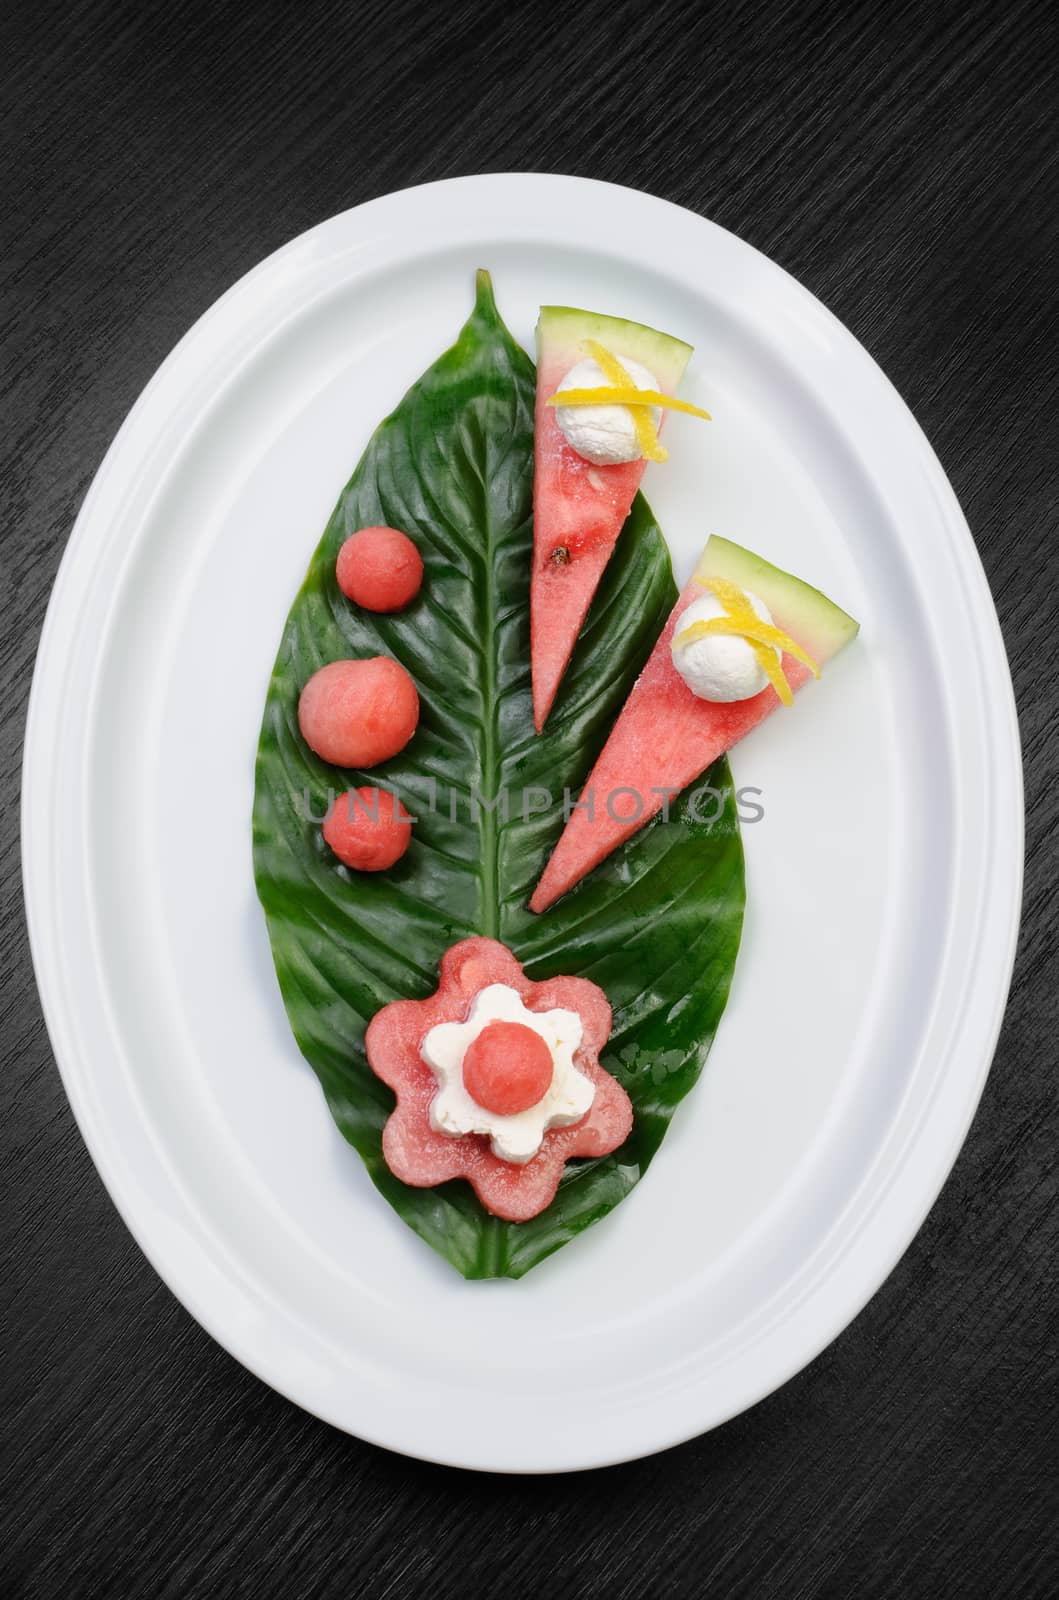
[365,938,633,1222]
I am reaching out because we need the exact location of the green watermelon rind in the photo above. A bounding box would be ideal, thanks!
[696,535,861,662]
[536,304,692,389]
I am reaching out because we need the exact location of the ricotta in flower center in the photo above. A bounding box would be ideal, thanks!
[420,983,595,1163]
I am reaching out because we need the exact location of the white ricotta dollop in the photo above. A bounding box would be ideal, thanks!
[553,355,661,465]
[420,984,595,1164]
[671,588,780,702]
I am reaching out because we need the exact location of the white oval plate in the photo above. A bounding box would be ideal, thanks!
[23,175,1022,1473]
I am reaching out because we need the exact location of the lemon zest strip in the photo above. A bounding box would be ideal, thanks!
[698,577,795,706]
[680,576,820,708]
[547,387,713,422]
[673,617,821,678]
[579,339,667,463]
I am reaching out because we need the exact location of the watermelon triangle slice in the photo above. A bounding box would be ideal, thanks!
[530,537,859,912]
[531,306,693,731]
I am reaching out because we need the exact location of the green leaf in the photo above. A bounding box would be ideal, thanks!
[253,271,745,1278]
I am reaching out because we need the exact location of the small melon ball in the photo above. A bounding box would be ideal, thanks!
[298,657,419,768]
[323,787,412,872]
[462,1021,554,1116]
[336,526,423,612]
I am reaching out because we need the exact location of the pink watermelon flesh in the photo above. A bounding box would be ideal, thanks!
[530,538,859,913]
[531,312,692,731]
[365,937,633,1221]
[532,370,648,732]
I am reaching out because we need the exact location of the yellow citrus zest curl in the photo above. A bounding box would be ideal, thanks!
[569,338,668,462]
[677,576,819,707]
[546,338,712,463]
[549,387,713,418]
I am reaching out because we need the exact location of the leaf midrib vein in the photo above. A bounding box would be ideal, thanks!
[476,397,500,940]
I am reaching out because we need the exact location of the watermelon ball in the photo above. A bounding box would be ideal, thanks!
[461,1021,554,1116]
[323,786,412,871]
[336,525,423,613]
[298,657,419,768]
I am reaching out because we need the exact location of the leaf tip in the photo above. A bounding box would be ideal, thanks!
[474,267,496,312]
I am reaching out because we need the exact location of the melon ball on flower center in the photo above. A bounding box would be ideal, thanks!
[461,1020,555,1116]
[298,657,419,768]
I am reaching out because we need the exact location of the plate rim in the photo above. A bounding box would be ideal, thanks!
[22,172,1024,1472]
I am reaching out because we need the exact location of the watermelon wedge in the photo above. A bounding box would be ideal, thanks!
[530,537,859,912]
[531,306,693,731]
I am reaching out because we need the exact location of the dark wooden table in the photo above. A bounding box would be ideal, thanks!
[3,1,1055,1594]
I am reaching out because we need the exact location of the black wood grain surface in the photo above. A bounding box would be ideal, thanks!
[2,0,1056,1594]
